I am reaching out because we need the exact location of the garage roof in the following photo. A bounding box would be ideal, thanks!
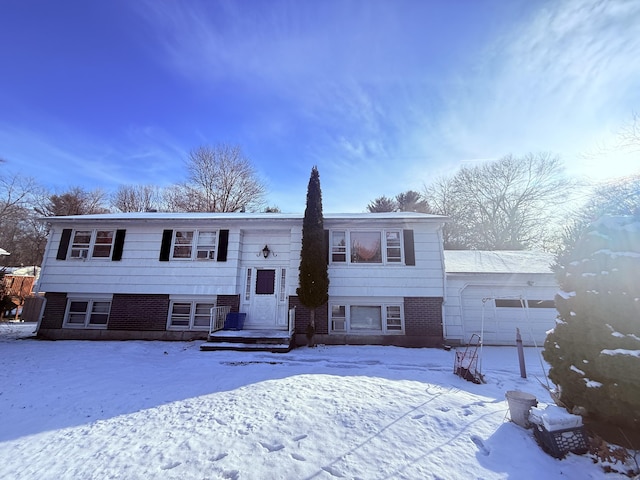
[444,250,554,274]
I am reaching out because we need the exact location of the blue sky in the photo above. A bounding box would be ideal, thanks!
[1,0,639,213]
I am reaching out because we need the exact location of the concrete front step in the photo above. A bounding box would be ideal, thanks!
[200,329,293,352]
[200,341,292,353]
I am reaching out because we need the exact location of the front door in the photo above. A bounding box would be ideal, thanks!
[246,268,279,328]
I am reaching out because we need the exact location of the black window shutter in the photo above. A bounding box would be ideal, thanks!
[56,229,72,260]
[403,229,415,266]
[159,229,173,261]
[217,229,229,262]
[112,229,126,261]
[324,229,330,264]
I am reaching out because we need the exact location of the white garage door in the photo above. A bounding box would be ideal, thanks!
[460,286,557,346]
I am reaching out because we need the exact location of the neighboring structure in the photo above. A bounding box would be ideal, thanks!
[443,250,558,346]
[36,212,448,347]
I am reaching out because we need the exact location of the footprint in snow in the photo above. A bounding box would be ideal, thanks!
[322,465,345,477]
[291,453,306,461]
[471,435,490,456]
[292,434,308,441]
[412,414,425,420]
[160,461,181,470]
[210,453,228,462]
[260,441,285,452]
[222,470,240,480]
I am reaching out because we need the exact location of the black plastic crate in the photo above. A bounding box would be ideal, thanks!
[533,424,589,458]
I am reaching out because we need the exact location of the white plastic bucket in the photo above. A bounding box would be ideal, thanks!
[505,390,537,428]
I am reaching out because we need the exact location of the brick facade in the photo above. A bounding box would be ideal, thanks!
[290,295,444,347]
[40,292,67,329]
[404,296,443,337]
[216,294,241,313]
[108,294,170,331]
[288,295,328,335]
[38,293,242,341]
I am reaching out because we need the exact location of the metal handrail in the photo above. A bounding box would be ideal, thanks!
[209,305,232,335]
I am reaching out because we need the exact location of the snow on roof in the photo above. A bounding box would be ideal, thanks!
[41,211,446,223]
[444,250,555,274]
[0,247,10,256]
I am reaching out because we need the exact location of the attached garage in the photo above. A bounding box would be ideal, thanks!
[444,251,558,346]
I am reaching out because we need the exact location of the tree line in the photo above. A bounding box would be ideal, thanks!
[367,152,640,252]
[2,145,639,267]
[0,144,271,266]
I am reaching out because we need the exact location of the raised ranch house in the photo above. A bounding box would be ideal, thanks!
[35,212,449,350]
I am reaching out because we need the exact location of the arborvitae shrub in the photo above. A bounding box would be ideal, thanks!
[543,215,640,431]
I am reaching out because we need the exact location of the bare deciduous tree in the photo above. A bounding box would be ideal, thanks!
[174,144,266,212]
[424,153,571,250]
[0,167,45,265]
[111,185,163,212]
[35,186,110,217]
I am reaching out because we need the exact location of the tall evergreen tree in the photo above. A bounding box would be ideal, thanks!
[297,166,329,345]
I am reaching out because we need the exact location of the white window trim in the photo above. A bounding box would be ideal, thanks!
[63,294,113,329]
[68,229,117,261]
[330,229,404,266]
[329,300,405,334]
[171,230,218,261]
[166,296,218,331]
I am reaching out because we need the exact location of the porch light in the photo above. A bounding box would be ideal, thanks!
[262,245,270,258]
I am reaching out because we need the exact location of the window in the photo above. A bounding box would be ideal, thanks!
[168,299,217,330]
[172,231,194,259]
[527,299,555,308]
[330,302,404,334]
[70,230,91,259]
[196,231,217,260]
[351,231,382,263]
[330,229,408,265]
[69,230,117,260]
[171,230,217,260]
[385,231,402,263]
[331,305,346,331]
[92,230,115,258]
[495,299,524,308]
[64,298,111,328]
[58,229,125,261]
[255,269,275,295]
[331,231,347,262]
[351,305,382,330]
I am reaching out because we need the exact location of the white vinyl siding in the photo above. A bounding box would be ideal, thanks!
[38,215,445,300]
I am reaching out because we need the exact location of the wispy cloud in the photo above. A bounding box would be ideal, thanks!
[432,0,640,180]
[0,120,189,191]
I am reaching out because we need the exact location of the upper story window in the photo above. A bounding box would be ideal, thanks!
[160,229,228,262]
[171,230,217,260]
[70,230,116,260]
[331,229,405,265]
[57,228,126,261]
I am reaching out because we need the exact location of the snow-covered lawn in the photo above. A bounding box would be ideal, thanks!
[0,322,632,479]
